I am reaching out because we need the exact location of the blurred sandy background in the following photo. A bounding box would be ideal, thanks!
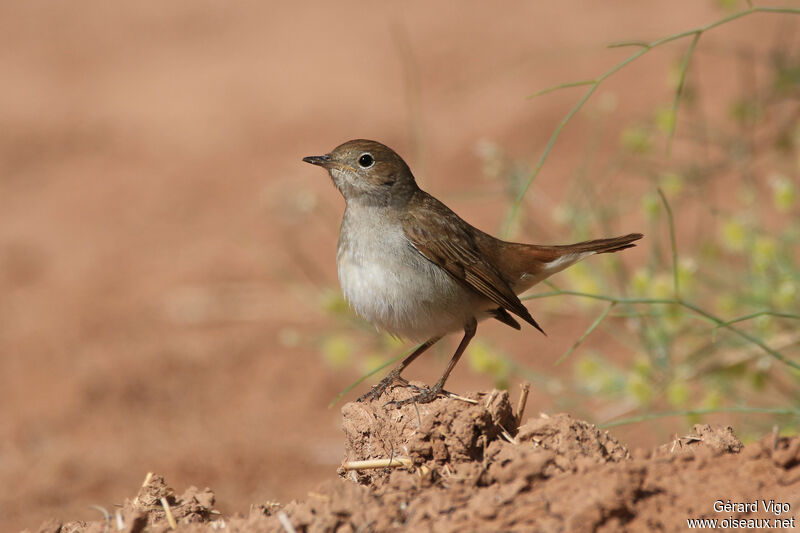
[0,1,786,530]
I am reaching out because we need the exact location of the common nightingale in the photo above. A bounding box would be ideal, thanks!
[303,139,642,406]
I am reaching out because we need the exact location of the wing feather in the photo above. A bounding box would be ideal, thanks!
[401,197,544,334]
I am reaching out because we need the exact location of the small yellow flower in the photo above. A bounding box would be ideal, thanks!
[361,354,387,376]
[467,340,510,382]
[631,269,651,296]
[641,193,660,220]
[621,125,652,154]
[650,274,673,300]
[771,175,797,213]
[565,262,601,306]
[676,258,697,293]
[320,289,350,316]
[752,236,777,271]
[753,315,773,337]
[576,355,622,394]
[632,357,653,379]
[702,388,723,409]
[320,335,354,368]
[721,219,747,252]
[654,106,675,134]
[666,381,690,407]
[715,293,739,316]
[659,171,684,196]
[773,280,798,310]
[576,355,602,380]
[626,373,653,405]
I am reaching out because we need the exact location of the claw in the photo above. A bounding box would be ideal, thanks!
[404,382,426,393]
[357,370,407,402]
[384,384,444,408]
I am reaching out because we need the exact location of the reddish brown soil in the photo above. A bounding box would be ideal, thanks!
[32,388,800,532]
[2,2,794,531]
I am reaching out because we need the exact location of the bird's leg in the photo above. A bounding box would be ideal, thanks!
[387,319,477,407]
[356,336,442,402]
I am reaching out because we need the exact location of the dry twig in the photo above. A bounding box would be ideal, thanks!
[342,457,413,470]
[160,497,177,530]
[278,511,298,533]
[516,382,531,428]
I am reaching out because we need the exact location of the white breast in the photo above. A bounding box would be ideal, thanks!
[336,203,483,341]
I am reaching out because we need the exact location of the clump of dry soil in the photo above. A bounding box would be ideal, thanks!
[29,386,800,532]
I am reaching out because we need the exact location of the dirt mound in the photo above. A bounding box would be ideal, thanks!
[341,385,629,488]
[29,388,800,532]
[34,473,219,533]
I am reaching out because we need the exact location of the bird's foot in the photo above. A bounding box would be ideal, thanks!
[356,371,409,403]
[384,384,444,407]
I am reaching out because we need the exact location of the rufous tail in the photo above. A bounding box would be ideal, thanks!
[553,232,643,255]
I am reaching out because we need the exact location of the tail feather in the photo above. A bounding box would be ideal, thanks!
[489,232,642,331]
[549,233,644,255]
[498,233,643,295]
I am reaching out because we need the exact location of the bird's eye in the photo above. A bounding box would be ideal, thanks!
[358,153,374,168]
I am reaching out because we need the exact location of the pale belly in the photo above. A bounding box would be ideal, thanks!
[337,209,488,341]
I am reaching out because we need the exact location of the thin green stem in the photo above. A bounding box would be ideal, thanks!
[658,188,680,299]
[503,49,649,237]
[554,302,617,365]
[607,40,651,49]
[666,31,701,155]
[504,83,603,236]
[505,6,800,236]
[599,406,800,428]
[522,289,800,370]
[714,310,800,330]
[544,279,560,291]
[529,79,597,98]
[523,289,674,305]
[679,300,800,369]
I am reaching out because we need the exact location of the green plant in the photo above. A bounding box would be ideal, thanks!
[495,2,800,435]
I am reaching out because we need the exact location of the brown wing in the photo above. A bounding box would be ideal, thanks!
[401,193,545,334]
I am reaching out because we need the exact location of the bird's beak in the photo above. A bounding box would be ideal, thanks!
[302,154,332,167]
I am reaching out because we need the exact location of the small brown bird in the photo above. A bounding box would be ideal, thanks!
[303,139,642,406]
